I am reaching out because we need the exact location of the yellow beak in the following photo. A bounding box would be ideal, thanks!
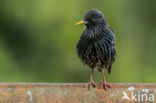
[75,20,84,25]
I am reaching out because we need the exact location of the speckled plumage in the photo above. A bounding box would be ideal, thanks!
[76,9,116,74]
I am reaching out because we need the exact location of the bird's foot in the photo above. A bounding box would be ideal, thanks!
[100,81,111,91]
[88,80,97,90]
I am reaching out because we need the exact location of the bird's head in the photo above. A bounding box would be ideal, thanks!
[76,9,107,28]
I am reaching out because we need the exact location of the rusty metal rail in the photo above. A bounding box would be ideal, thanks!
[0,83,156,103]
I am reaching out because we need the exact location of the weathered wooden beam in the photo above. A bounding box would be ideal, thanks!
[0,83,155,103]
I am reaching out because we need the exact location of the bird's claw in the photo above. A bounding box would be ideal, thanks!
[88,80,97,90]
[100,81,111,91]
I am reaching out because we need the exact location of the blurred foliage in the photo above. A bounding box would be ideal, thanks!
[0,0,156,82]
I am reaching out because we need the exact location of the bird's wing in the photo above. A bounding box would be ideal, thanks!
[96,27,116,73]
[107,27,116,47]
[105,27,116,69]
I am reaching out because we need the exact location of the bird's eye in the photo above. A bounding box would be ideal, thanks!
[92,18,99,22]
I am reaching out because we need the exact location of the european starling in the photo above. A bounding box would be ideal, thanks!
[76,9,116,90]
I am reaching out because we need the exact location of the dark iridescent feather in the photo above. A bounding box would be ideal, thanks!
[76,9,116,74]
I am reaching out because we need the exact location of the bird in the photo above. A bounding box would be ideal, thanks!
[75,9,116,90]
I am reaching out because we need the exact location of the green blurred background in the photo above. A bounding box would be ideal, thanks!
[0,0,156,83]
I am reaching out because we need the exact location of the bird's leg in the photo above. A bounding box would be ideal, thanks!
[100,69,111,90]
[88,69,97,90]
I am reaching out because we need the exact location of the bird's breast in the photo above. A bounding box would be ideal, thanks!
[76,27,116,69]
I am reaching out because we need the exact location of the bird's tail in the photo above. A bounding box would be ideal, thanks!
[107,65,112,74]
